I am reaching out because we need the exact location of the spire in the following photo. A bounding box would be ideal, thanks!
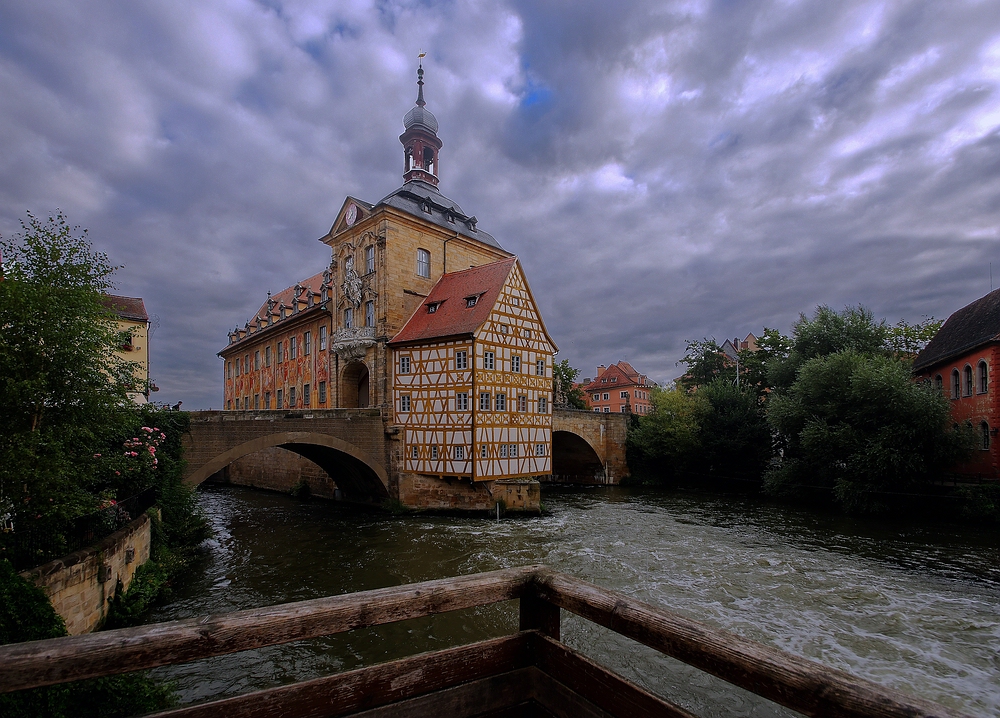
[416,62,426,107]
[400,55,443,187]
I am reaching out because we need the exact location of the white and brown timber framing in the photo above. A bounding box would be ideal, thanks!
[389,258,556,482]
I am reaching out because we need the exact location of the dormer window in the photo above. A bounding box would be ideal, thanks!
[467,216,477,231]
[465,295,479,308]
[427,301,442,314]
[421,202,432,214]
[447,213,455,223]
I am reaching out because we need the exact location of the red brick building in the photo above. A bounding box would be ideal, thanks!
[581,362,654,415]
[914,288,1000,479]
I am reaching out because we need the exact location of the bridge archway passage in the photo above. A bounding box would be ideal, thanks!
[341,361,370,408]
[186,431,389,502]
[551,430,607,484]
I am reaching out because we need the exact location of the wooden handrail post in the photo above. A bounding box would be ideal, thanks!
[519,576,560,640]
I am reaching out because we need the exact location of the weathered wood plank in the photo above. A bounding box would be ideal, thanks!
[531,633,696,718]
[346,668,535,718]
[0,565,540,693]
[531,569,972,718]
[526,667,616,718]
[145,634,533,718]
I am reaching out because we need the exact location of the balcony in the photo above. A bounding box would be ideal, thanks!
[332,326,375,361]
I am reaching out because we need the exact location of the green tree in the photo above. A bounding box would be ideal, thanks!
[0,212,140,534]
[695,379,772,483]
[677,338,729,391]
[886,316,943,360]
[737,328,791,396]
[769,305,889,390]
[626,387,705,481]
[553,359,588,410]
[765,350,972,513]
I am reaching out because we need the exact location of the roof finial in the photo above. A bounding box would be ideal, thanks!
[416,52,426,107]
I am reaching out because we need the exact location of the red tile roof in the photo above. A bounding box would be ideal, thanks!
[102,295,148,322]
[582,361,650,392]
[389,257,517,346]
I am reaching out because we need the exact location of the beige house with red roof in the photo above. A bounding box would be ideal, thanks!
[102,295,150,404]
[582,361,655,415]
[388,257,556,483]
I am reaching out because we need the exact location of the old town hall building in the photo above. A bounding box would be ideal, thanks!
[220,65,556,499]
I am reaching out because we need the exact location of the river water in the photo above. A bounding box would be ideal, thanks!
[145,484,1000,717]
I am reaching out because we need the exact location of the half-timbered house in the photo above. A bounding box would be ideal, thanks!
[388,257,556,484]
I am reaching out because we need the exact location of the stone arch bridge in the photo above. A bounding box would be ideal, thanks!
[181,408,628,508]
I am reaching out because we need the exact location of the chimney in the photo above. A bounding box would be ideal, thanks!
[597,364,606,377]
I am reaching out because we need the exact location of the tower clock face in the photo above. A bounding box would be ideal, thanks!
[345,203,358,226]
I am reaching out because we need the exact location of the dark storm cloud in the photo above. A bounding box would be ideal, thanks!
[1,0,999,404]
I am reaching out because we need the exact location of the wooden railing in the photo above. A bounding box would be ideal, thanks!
[0,566,970,718]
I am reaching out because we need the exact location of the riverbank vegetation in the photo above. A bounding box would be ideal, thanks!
[1,212,208,714]
[629,306,984,519]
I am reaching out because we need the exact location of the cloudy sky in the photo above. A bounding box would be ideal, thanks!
[2,0,999,408]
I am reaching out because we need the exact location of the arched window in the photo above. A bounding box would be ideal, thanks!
[982,421,991,451]
[416,248,430,278]
[935,374,943,392]
[952,369,961,399]
[979,361,988,394]
[965,365,974,396]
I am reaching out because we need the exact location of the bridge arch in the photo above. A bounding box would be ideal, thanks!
[185,431,388,500]
[551,429,607,484]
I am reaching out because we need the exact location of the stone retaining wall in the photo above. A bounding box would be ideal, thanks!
[19,513,152,635]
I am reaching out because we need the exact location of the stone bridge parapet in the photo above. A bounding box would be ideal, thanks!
[551,409,629,485]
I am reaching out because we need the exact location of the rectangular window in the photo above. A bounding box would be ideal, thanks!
[592,394,600,401]
[365,245,375,274]
[479,393,491,411]
[455,351,468,370]
[399,356,411,373]
[604,407,610,413]
[264,392,270,409]
[510,444,518,458]
[500,444,508,458]
[417,248,430,278]
[457,392,469,411]
[254,394,259,410]
[319,382,327,404]
[265,346,271,367]
[227,361,232,378]
[235,360,240,377]
[244,355,249,373]
[400,395,411,412]
[496,393,507,411]
[621,391,629,399]
[538,396,548,413]
[594,408,601,412]
[290,337,297,359]
[235,397,241,410]
[304,384,311,406]
[289,386,296,407]
[431,445,438,460]
[365,300,375,327]
[536,359,545,376]
[254,351,260,370]
[455,445,465,460]
[603,393,609,400]
[412,446,419,459]
[621,406,628,412]
[344,307,353,329]
[483,352,495,370]
[304,331,311,355]
[276,389,283,409]
[512,355,521,373]
[535,444,545,456]
[319,325,328,351]
[481,445,488,458]
[227,399,232,410]
[517,395,527,412]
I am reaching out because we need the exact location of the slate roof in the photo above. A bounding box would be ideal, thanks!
[102,295,148,323]
[251,271,326,322]
[913,288,1000,371]
[377,180,504,250]
[388,257,517,346]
